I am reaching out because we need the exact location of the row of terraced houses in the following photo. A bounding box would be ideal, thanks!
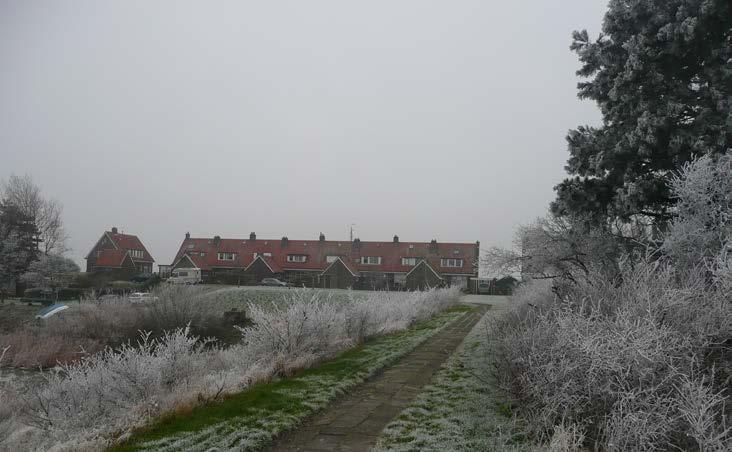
[85,228,479,290]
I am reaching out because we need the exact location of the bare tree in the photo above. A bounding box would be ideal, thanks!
[483,215,623,283]
[1,175,68,255]
[21,254,80,292]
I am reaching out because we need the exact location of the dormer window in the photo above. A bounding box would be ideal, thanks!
[130,249,144,259]
[440,258,463,268]
[401,257,418,266]
[287,254,307,263]
[326,255,340,263]
[361,256,382,265]
[218,252,236,261]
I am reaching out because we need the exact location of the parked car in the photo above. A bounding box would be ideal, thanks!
[167,268,203,285]
[128,292,158,303]
[260,278,288,287]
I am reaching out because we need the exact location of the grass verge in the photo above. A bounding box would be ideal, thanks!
[373,309,527,452]
[110,305,472,452]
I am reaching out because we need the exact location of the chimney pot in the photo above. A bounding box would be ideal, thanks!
[185,232,190,239]
[319,232,325,242]
[250,232,256,240]
[213,235,221,246]
[111,227,118,234]
[393,235,399,243]
[281,236,289,247]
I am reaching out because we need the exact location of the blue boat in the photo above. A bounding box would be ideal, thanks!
[35,303,69,320]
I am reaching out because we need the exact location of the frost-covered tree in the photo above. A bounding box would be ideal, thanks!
[2,174,68,256]
[552,0,732,223]
[21,254,80,292]
[483,215,624,283]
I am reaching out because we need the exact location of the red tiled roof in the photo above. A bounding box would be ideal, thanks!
[93,249,129,267]
[108,232,155,262]
[171,236,478,275]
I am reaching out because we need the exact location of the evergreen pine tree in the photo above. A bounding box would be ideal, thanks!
[552,0,732,223]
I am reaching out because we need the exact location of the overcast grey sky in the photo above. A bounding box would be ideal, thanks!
[1,0,606,270]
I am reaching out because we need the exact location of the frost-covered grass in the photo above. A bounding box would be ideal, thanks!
[112,306,470,452]
[0,287,460,451]
[373,311,527,452]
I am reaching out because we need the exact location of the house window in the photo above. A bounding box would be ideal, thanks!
[199,252,206,257]
[218,252,236,261]
[130,250,144,259]
[440,258,463,268]
[361,256,382,265]
[326,255,339,263]
[287,255,307,263]
[96,250,102,258]
[401,257,418,266]
[253,252,272,258]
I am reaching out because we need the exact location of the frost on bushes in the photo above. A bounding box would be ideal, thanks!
[663,153,732,274]
[486,154,732,450]
[0,285,230,369]
[490,266,731,450]
[0,287,458,450]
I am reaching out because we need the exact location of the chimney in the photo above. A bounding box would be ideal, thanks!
[281,236,289,247]
[429,239,438,254]
[213,235,221,246]
[185,232,190,239]
[393,235,399,244]
[111,227,118,234]
[353,238,361,249]
[319,232,325,242]
[250,232,256,240]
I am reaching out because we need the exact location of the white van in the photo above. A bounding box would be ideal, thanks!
[167,268,203,285]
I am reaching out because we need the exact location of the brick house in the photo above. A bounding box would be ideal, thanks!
[85,227,155,274]
[170,232,478,290]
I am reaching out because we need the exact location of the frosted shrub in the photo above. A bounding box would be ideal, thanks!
[0,285,231,368]
[663,153,732,273]
[1,287,459,450]
[488,262,731,450]
[486,153,732,449]
[239,291,348,376]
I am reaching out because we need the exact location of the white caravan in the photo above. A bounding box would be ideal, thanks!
[167,268,203,285]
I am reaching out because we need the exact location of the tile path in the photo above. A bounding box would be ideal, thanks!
[267,296,501,451]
